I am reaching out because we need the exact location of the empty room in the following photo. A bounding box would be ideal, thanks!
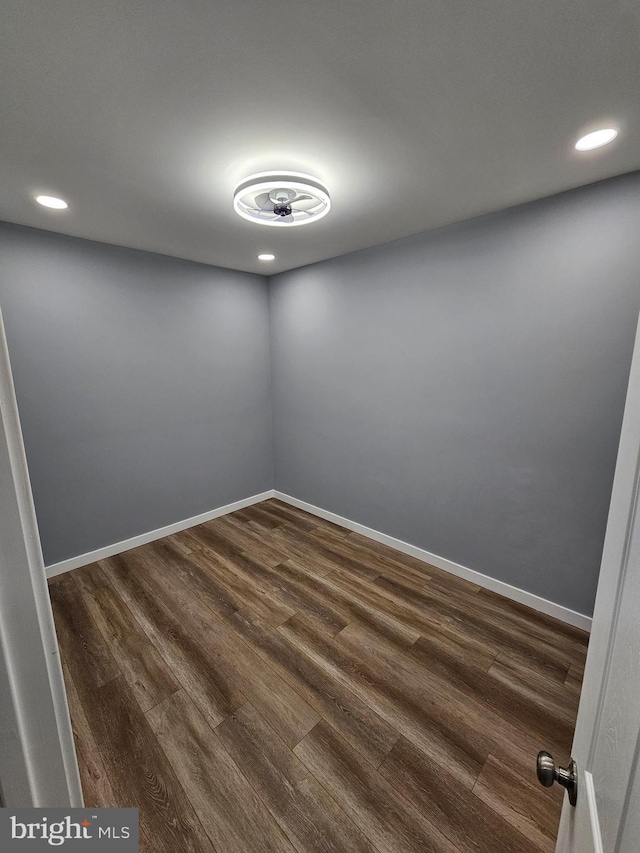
[1,2,639,852]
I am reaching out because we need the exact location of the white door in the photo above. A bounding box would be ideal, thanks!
[0,309,82,806]
[554,316,640,852]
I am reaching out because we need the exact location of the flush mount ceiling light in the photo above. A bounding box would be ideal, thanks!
[233,172,330,227]
[35,194,69,209]
[257,253,275,261]
[575,128,618,151]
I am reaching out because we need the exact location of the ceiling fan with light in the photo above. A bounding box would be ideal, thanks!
[233,172,331,227]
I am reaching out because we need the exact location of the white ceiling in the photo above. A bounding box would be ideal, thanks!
[1,0,639,275]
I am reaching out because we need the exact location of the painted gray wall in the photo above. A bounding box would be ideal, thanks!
[0,222,272,566]
[269,172,640,617]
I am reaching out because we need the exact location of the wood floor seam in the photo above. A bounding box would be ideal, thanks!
[292,720,412,853]
[70,563,181,714]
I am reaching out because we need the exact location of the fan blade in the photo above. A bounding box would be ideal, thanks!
[278,214,295,223]
[290,195,317,212]
[253,192,273,211]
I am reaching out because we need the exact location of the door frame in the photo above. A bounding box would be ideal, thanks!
[0,308,82,807]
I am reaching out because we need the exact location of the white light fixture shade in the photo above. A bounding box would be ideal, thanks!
[575,128,618,151]
[257,253,275,261]
[233,172,330,227]
[35,195,69,209]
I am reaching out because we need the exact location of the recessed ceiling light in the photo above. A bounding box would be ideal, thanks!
[575,128,618,151]
[258,253,275,261]
[234,172,330,227]
[35,195,69,209]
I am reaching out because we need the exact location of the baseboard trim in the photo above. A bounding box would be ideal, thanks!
[274,491,592,632]
[45,490,276,579]
[46,487,592,631]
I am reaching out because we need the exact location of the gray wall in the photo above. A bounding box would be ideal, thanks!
[269,172,640,616]
[0,222,272,566]
[3,173,639,614]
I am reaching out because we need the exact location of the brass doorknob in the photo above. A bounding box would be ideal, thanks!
[536,751,578,806]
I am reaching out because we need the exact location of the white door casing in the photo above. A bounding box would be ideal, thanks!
[0,308,82,807]
[556,315,640,852]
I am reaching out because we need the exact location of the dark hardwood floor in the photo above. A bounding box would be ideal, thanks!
[49,498,589,852]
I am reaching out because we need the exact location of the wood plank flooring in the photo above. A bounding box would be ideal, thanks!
[48,498,589,853]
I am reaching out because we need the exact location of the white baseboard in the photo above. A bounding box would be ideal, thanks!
[274,491,592,632]
[46,486,592,632]
[45,490,275,579]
